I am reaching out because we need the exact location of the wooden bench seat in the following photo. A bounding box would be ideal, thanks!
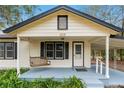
[30,57,51,67]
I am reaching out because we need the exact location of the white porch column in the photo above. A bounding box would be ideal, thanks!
[105,36,109,78]
[17,36,20,77]
[114,49,117,69]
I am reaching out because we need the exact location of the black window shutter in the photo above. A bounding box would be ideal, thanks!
[64,42,69,59]
[14,43,17,59]
[41,42,45,58]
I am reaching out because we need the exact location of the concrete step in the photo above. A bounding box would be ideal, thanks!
[81,78,104,88]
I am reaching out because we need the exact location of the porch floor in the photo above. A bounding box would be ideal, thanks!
[20,67,105,79]
[20,65,105,88]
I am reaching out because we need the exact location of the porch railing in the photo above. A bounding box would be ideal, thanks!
[96,56,104,75]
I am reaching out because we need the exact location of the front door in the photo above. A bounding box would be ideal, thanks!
[73,43,84,67]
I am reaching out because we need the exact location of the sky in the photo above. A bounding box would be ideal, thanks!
[33,5,88,15]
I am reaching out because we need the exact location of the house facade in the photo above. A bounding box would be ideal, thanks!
[0,5,124,78]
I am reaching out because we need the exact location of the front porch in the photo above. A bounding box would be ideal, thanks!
[17,36,110,79]
[16,35,124,86]
[16,34,124,88]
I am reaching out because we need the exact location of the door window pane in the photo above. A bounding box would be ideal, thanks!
[75,45,81,54]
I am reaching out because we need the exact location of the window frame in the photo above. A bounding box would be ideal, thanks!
[57,15,68,30]
[0,42,15,60]
[43,41,66,60]
[5,43,14,59]
[45,42,54,59]
[0,43,5,59]
[55,42,64,60]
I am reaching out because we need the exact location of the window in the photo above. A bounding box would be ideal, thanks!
[41,42,69,60]
[0,42,16,60]
[46,43,54,59]
[0,43,4,59]
[55,43,64,59]
[5,43,14,59]
[58,15,68,30]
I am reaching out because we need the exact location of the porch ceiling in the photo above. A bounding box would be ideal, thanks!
[92,38,124,49]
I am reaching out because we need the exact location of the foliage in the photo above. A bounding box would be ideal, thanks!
[0,69,86,88]
[0,5,40,29]
[59,76,86,88]
[81,5,124,28]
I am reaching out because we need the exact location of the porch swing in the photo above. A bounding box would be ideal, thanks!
[29,38,51,67]
[30,57,51,67]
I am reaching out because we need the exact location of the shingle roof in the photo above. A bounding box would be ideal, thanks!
[3,5,123,33]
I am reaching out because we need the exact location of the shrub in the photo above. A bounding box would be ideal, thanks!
[0,69,86,88]
[60,76,86,88]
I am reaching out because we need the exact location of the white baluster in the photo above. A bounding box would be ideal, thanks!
[100,60,103,74]
[96,57,98,73]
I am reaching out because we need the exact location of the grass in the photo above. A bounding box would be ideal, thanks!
[0,69,86,88]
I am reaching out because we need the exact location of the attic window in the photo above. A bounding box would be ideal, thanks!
[58,15,68,30]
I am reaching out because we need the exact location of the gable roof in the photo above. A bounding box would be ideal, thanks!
[3,5,123,33]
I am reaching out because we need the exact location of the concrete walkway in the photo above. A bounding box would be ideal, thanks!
[92,65,124,87]
[101,67,124,86]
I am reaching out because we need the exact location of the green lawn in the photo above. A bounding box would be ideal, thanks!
[0,69,86,88]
